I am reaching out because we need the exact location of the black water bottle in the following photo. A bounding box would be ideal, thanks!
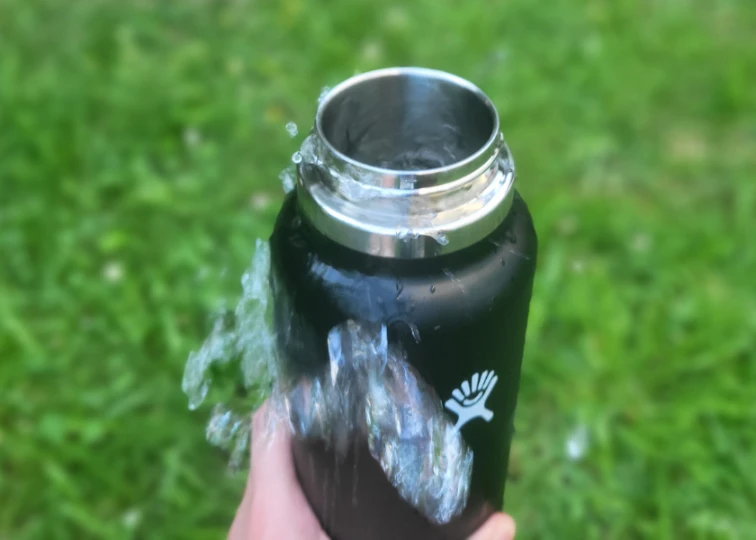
[269,68,537,540]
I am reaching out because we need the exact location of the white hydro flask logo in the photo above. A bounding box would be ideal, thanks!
[444,370,498,431]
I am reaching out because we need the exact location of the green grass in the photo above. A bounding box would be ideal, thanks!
[2,0,755,538]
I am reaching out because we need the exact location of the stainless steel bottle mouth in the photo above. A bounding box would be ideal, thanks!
[296,67,515,259]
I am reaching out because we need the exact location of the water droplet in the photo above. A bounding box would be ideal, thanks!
[399,177,416,190]
[509,248,531,261]
[395,280,404,299]
[279,167,296,193]
[318,86,332,104]
[291,151,303,164]
[285,121,298,137]
[442,268,466,295]
[500,258,506,266]
[434,233,449,246]
[408,323,421,343]
[395,228,412,242]
[183,240,276,416]
[433,325,441,331]
[429,285,436,293]
[298,133,326,165]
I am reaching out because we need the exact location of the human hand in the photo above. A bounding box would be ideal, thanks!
[229,405,327,540]
[229,405,516,540]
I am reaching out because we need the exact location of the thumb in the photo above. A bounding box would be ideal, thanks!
[468,513,516,540]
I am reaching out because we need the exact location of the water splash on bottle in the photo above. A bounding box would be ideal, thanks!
[286,320,472,524]
[407,322,422,343]
[279,165,297,193]
[396,228,413,243]
[183,246,473,523]
[182,315,236,411]
[318,86,332,105]
[206,404,252,470]
[428,231,449,246]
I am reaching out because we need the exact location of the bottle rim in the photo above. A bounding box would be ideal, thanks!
[314,67,501,186]
[296,67,516,259]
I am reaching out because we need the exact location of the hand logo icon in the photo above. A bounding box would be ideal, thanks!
[444,370,498,431]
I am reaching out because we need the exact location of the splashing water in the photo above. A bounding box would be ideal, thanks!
[206,404,252,469]
[183,243,474,523]
[184,124,476,521]
[285,320,472,524]
[182,239,277,464]
[279,165,297,193]
[285,121,298,138]
[236,243,278,389]
[293,133,388,202]
[366,361,472,524]
[429,231,449,246]
[182,315,235,411]
[396,228,413,242]
[298,132,326,165]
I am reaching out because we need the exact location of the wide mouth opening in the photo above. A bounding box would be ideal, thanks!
[316,68,498,173]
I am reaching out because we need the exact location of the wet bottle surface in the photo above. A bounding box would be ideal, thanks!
[270,191,537,539]
[268,67,538,539]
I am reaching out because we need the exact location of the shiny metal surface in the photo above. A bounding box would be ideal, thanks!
[296,67,515,259]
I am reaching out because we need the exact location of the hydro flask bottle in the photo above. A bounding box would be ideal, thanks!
[269,68,537,540]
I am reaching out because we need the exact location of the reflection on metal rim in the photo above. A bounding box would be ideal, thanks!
[297,67,516,259]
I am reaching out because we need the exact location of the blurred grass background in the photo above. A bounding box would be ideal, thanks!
[1,0,755,538]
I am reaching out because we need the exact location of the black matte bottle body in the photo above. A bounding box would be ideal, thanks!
[269,190,537,540]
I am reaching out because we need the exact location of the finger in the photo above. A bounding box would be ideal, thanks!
[249,404,297,485]
[468,512,516,540]
[230,404,328,540]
